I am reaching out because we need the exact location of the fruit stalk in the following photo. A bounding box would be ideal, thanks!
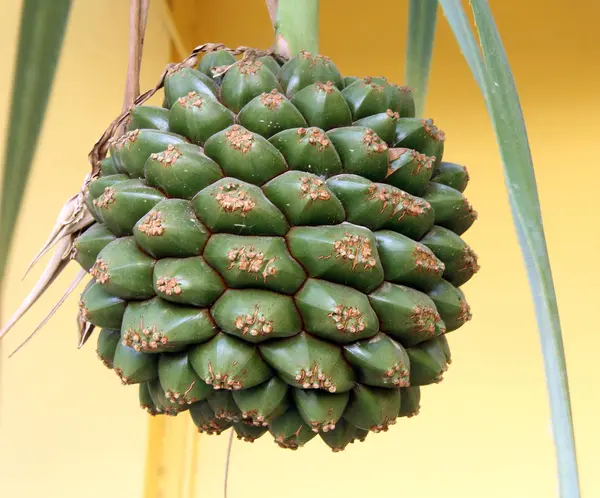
[267,0,319,57]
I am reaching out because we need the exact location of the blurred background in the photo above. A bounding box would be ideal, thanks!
[0,0,598,497]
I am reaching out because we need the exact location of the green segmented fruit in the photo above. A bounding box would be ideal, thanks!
[133,199,209,259]
[234,423,269,442]
[406,337,450,386]
[260,332,356,393]
[164,67,219,108]
[139,382,162,415]
[79,280,126,329]
[109,129,187,178]
[75,48,480,452]
[203,234,306,295]
[237,89,307,139]
[158,352,212,412]
[211,289,302,344]
[374,230,444,291]
[100,156,119,176]
[153,256,225,307]
[192,178,289,235]
[112,341,158,385]
[189,400,232,435]
[343,384,401,432]
[342,77,396,120]
[207,390,243,423]
[232,377,289,426]
[128,106,170,132]
[91,237,156,300]
[73,223,116,271]
[427,278,472,332]
[343,333,410,388]
[96,328,121,369]
[385,148,435,196]
[368,282,446,347]
[294,279,379,344]
[269,127,343,176]
[198,49,237,78]
[287,223,384,293]
[293,389,349,432]
[94,179,166,237]
[422,182,478,235]
[394,118,445,170]
[327,127,389,181]
[278,51,343,97]
[203,125,287,185]
[121,297,217,353]
[353,109,400,145]
[431,161,470,192]
[262,171,346,226]
[291,81,352,130]
[189,333,272,390]
[420,225,480,287]
[144,143,223,200]
[168,91,235,145]
[398,386,421,417]
[220,57,282,113]
[269,408,317,450]
[320,418,362,452]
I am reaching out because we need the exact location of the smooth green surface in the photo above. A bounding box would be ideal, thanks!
[273,0,320,57]
[0,0,71,284]
[405,0,438,116]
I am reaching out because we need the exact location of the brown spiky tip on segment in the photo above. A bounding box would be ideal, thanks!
[300,128,330,150]
[204,361,243,390]
[458,300,473,325]
[299,51,332,67]
[411,305,441,337]
[413,246,445,274]
[114,367,133,385]
[196,419,228,435]
[227,245,277,282]
[384,363,410,387]
[460,246,480,274]
[213,408,242,423]
[241,410,268,427]
[150,144,182,168]
[411,151,435,175]
[215,182,256,215]
[78,300,90,321]
[141,404,162,416]
[326,232,377,271]
[386,109,400,120]
[109,129,140,149]
[328,304,366,334]
[394,84,413,94]
[295,363,336,392]
[395,192,430,220]
[310,420,336,433]
[237,434,260,443]
[234,305,274,337]
[96,349,112,369]
[156,276,182,296]
[238,58,263,75]
[137,211,165,236]
[362,129,388,153]
[366,183,402,212]
[275,434,300,450]
[370,418,396,433]
[461,197,478,221]
[360,77,385,93]
[93,187,116,209]
[165,381,199,406]
[122,322,168,351]
[177,91,203,108]
[299,176,331,201]
[315,80,335,94]
[260,89,284,109]
[422,118,446,142]
[90,259,110,284]
[225,125,254,153]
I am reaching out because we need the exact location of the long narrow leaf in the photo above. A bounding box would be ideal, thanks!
[440,1,581,496]
[405,0,438,115]
[0,0,72,285]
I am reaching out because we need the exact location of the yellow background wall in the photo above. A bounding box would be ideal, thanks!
[1,1,599,498]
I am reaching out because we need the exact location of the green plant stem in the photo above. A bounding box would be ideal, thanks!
[440,1,581,496]
[405,0,438,116]
[269,0,319,57]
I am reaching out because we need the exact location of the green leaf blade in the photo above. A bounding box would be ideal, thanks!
[0,0,72,283]
[405,0,439,115]
[441,1,581,496]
